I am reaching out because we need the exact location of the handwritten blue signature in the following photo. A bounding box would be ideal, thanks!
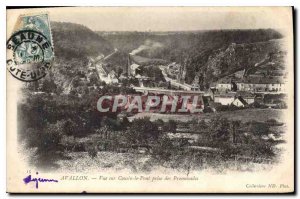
[23,172,58,189]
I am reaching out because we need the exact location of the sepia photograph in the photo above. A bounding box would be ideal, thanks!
[6,6,294,193]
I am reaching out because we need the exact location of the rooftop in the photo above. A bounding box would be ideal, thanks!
[216,77,233,84]
[234,96,248,105]
[236,91,255,98]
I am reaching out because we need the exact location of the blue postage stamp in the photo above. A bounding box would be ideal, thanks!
[6,13,54,82]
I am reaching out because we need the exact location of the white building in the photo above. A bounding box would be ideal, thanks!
[214,92,254,106]
[236,76,286,93]
[130,63,140,76]
[243,96,255,104]
[214,93,236,105]
[216,83,232,91]
[215,77,234,92]
[96,63,119,84]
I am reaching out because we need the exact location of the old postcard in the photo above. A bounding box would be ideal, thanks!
[6,7,294,193]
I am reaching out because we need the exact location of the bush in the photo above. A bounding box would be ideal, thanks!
[249,101,268,108]
[190,119,208,133]
[27,121,64,152]
[154,119,164,128]
[151,135,176,161]
[238,139,275,158]
[126,118,160,146]
[64,119,79,136]
[101,116,122,131]
[275,101,287,109]
[85,142,97,158]
[162,120,177,133]
[203,107,214,113]
[215,105,243,112]
[249,121,269,136]
[266,119,278,126]
[208,116,231,144]
[60,135,86,152]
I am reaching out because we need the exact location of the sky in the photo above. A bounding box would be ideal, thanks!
[8,7,292,32]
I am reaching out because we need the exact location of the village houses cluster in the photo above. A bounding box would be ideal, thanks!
[210,75,286,108]
[74,49,287,111]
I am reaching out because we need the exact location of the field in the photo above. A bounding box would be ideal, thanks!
[129,108,286,123]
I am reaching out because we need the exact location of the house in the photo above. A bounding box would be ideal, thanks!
[107,70,119,84]
[214,92,236,105]
[242,96,255,104]
[214,92,253,107]
[119,73,128,80]
[96,63,119,84]
[216,80,232,92]
[232,96,248,107]
[236,76,286,93]
[167,62,181,78]
[129,63,140,76]
[215,76,238,92]
[135,74,150,87]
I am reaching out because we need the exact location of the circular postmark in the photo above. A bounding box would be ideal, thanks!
[6,29,54,82]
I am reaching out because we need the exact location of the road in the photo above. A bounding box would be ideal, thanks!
[159,66,196,91]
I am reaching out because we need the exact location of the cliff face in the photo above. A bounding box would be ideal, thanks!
[203,39,285,86]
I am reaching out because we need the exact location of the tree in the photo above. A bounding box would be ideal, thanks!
[40,79,57,93]
[26,120,64,154]
[116,68,123,77]
[27,81,39,91]
[154,119,164,128]
[101,116,121,131]
[121,116,130,129]
[43,121,64,149]
[151,135,175,161]
[72,76,81,88]
[230,120,241,144]
[126,118,160,146]
[64,119,79,136]
[89,73,99,85]
[85,141,98,158]
[208,116,231,144]
[190,119,207,133]
[162,120,177,133]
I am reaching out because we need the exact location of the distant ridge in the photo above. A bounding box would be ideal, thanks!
[51,21,113,59]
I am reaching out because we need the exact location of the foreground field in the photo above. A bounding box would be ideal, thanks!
[23,108,287,173]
